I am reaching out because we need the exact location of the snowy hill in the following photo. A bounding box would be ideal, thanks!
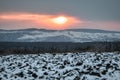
[0,28,120,42]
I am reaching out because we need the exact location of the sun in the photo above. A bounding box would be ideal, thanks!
[52,16,68,25]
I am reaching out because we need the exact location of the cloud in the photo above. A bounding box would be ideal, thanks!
[86,21,120,31]
[0,13,120,31]
[0,13,80,30]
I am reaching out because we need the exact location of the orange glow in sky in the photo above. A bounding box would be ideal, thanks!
[0,13,80,30]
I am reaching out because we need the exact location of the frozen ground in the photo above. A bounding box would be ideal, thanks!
[0,52,120,80]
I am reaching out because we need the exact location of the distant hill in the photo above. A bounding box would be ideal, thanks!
[0,28,120,42]
[65,29,120,33]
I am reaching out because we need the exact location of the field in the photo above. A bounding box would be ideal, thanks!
[0,42,120,55]
[0,52,120,80]
[0,42,120,80]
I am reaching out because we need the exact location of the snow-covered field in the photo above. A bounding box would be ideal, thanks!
[0,52,120,80]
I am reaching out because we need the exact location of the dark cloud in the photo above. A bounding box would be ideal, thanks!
[0,0,120,21]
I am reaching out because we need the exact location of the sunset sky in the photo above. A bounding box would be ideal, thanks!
[0,0,120,31]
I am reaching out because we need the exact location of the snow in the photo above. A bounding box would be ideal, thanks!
[0,52,120,80]
[0,30,120,42]
[16,31,120,42]
[18,31,120,42]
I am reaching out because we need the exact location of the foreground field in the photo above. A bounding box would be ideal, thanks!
[0,52,120,80]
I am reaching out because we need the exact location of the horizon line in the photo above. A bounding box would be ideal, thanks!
[0,28,120,32]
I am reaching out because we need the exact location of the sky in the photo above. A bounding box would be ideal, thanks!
[0,0,120,31]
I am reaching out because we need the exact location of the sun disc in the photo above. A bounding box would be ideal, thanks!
[52,16,68,24]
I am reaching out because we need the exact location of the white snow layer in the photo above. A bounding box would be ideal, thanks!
[0,52,120,80]
[18,31,120,42]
